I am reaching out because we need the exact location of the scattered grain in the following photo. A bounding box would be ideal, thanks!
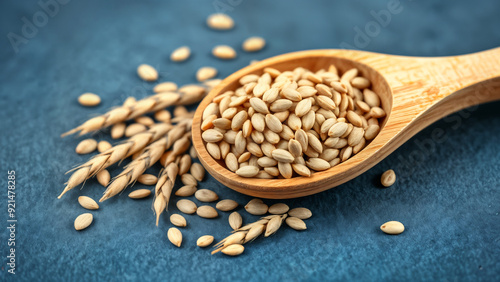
[176,199,197,214]
[167,227,183,247]
[74,213,93,231]
[97,141,112,153]
[137,64,158,81]
[242,37,266,52]
[268,203,289,214]
[175,185,197,197]
[228,211,243,230]
[207,13,234,30]
[288,207,312,219]
[197,205,219,218]
[75,139,97,154]
[285,217,307,230]
[78,196,99,210]
[197,235,214,247]
[170,214,187,227]
[212,45,237,59]
[380,221,404,235]
[195,189,219,202]
[170,46,191,62]
[197,67,218,82]
[381,169,396,187]
[78,93,101,107]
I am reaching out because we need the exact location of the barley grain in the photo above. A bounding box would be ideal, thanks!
[197,205,219,219]
[235,166,259,178]
[346,111,363,127]
[264,214,287,237]
[110,123,126,139]
[175,185,197,197]
[268,203,289,214]
[232,111,248,131]
[225,153,239,172]
[245,199,268,215]
[170,214,187,227]
[316,95,336,111]
[351,77,371,89]
[78,196,99,210]
[134,116,154,127]
[125,123,147,137]
[363,89,380,107]
[381,169,396,187]
[97,141,112,153]
[286,217,307,230]
[222,244,245,256]
[197,235,215,247]
[96,169,111,187]
[75,139,97,154]
[78,93,101,107]
[347,127,365,147]
[176,199,197,214]
[288,207,312,219]
[249,97,269,114]
[207,13,234,30]
[195,189,219,202]
[370,107,386,118]
[167,227,183,247]
[265,114,283,133]
[229,211,243,230]
[306,158,330,171]
[269,99,293,112]
[202,129,224,143]
[170,46,191,62]
[74,213,93,231]
[204,78,222,89]
[212,45,237,59]
[154,82,178,93]
[242,37,266,52]
[190,163,205,181]
[380,221,404,235]
[138,174,158,185]
[197,66,217,82]
[339,146,353,162]
[137,64,158,81]
[217,199,239,212]
[307,133,323,153]
[291,163,311,177]
[240,74,260,85]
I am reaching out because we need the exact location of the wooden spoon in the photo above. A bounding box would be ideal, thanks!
[192,48,500,199]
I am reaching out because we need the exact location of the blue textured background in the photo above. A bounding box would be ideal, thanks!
[1,0,499,281]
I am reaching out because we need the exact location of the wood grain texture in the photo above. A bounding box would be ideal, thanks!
[192,48,500,199]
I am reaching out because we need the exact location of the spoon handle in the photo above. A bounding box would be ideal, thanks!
[386,47,500,108]
[347,47,500,185]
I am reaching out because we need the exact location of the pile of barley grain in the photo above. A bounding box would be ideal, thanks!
[201,65,385,179]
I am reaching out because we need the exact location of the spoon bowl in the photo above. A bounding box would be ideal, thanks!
[192,48,500,198]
